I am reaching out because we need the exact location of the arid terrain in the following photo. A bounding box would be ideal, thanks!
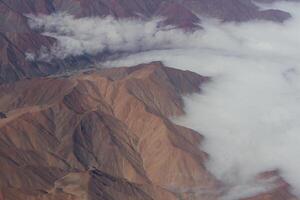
[0,62,297,200]
[0,0,299,199]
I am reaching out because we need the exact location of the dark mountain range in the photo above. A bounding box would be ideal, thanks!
[0,0,294,84]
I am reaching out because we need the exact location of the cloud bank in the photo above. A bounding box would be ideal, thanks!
[29,2,300,199]
[27,13,197,60]
[106,2,300,199]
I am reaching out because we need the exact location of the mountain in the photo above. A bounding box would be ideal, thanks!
[0,0,294,84]
[0,61,297,200]
[1,1,299,199]
[0,62,216,200]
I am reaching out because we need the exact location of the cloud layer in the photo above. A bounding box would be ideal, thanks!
[29,2,300,199]
[106,2,300,199]
[27,13,197,60]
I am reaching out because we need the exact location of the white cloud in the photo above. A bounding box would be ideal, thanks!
[106,2,300,199]
[27,13,197,60]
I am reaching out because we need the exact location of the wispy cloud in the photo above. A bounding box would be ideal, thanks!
[27,13,198,61]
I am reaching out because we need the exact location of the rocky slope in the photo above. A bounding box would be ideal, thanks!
[0,0,295,84]
[0,61,297,200]
[0,62,216,200]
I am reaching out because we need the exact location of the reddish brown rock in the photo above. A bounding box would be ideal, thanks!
[0,62,218,200]
[155,2,202,30]
[242,171,298,200]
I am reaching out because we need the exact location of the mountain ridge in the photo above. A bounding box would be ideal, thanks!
[0,61,297,200]
[0,0,295,84]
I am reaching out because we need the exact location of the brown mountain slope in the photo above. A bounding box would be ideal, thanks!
[1,169,176,200]
[0,62,218,199]
[0,62,298,200]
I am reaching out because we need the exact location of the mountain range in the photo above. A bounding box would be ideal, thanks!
[0,61,297,200]
[0,0,299,200]
[0,0,294,84]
